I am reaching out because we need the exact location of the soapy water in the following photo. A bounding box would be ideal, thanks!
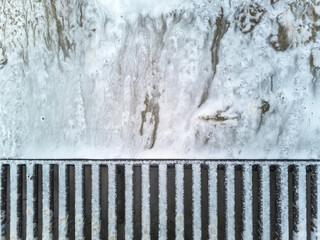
[1,0,320,158]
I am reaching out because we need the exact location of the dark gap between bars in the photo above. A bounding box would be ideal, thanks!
[116,165,125,240]
[100,165,108,240]
[133,165,142,239]
[167,164,176,240]
[184,164,193,240]
[66,165,75,240]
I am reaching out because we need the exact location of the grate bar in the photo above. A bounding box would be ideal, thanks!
[176,164,184,239]
[261,165,270,240]
[150,165,159,240]
[108,164,116,239]
[158,164,167,240]
[0,160,319,239]
[92,164,100,239]
[10,164,17,239]
[75,164,84,239]
[141,165,150,239]
[125,164,133,239]
[58,164,67,239]
[193,164,201,240]
[297,165,307,239]
[280,165,289,239]
[43,164,51,239]
[243,164,253,240]
[226,165,235,240]
[208,163,218,240]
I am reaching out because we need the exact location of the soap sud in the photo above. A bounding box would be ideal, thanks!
[0,0,320,160]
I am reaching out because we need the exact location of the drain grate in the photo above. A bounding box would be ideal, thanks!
[0,159,319,239]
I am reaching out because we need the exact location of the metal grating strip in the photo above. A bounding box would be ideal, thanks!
[0,160,319,239]
[158,164,167,240]
[208,163,218,240]
[75,163,84,239]
[150,165,159,240]
[43,164,51,239]
[58,164,67,239]
[175,164,184,239]
[261,165,270,240]
[141,165,150,239]
[125,164,133,239]
[226,164,235,240]
[92,164,100,239]
[243,164,252,240]
[193,164,201,240]
[10,164,17,239]
[280,165,289,239]
[108,164,116,239]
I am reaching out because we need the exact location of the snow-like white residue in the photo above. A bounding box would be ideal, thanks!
[1,0,320,158]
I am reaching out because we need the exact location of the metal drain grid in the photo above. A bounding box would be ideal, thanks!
[0,159,318,239]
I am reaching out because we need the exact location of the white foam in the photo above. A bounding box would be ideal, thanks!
[280,166,289,240]
[10,164,18,240]
[42,164,52,239]
[92,164,101,239]
[141,165,150,239]
[175,164,184,239]
[261,165,270,240]
[59,164,68,239]
[243,165,253,240]
[75,164,84,239]
[125,164,133,239]
[193,164,201,239]
[208,163,218,240]
[158,164,167,240]
[108,164,117,239]
[226,165,235,240]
